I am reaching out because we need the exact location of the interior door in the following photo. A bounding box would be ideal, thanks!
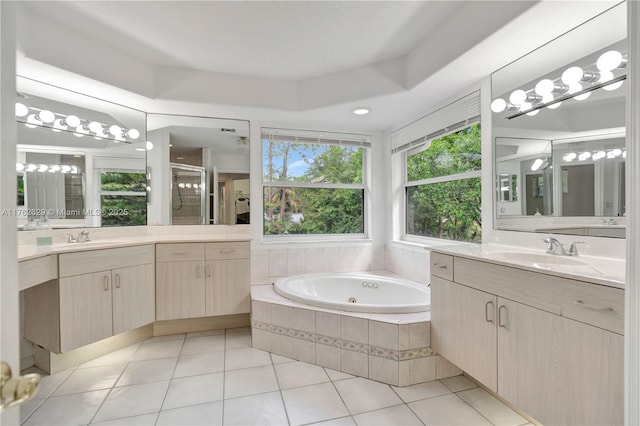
[561,164,595,216]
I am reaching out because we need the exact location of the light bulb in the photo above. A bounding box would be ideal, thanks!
[535,79,555,96]
[548,101,562,110]
[578,152,591,161]
[178,183,185,189]
[186,183,192,189]
[37,110,55,124]
[564,152,577,162]
[64,115,81,128]
[623,150,627,158]
[520,102,532,112]
[16,162,25,171]
[37,164,48,172]
[50,165,61,172]
[352,107,370,115]
[109,125,123,138]
[568,83,582,94]
[26,164,37,172]
[597,50,624,71]
[542,94,554,104]
[491,98,507,113]
[88,121,104,134]
[193,184,199,189]
[127,129,140,140]
[574,91,591,101]
[509,90,527,105]
[61,165,71,172]
[612,148,622,157]
[71,166,78,174]
[145,141,154,150]
[15,102,29,117]
[604,80,624,91]
[531,159,544,171]
[593,151,606,160]
[26,113,43,128]
[562,66,584,85]
[53,118,67,131]
[75,125,88,136]
[526,109,539,116]
[599,70,614,84]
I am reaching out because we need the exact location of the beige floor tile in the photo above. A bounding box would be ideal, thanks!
[156,401,222,425]
[392,380,452,403]
[333,377,402,415]
[224,365,279,399]
[353,404,422,425]
[180,335,225,355]
[457,387,527,426]
[142,334,185,344]
[116,357,177,387]
[325,368,354,382]
[131,340,183,362]
[53,364,126,396]
[440,375,478,392]
[79,344,140,368]
[173,351,224,378]
[225,347,272,370]
[225,333,252,350]
[409,393,492,425]
[308,416,356,426]
[24,389,109,426]
[91,412,158,425]
[92,381,170,423]
[162,373,224,410]
[282,382,350,426]
[274,361,330,389]
[223,391,288,425]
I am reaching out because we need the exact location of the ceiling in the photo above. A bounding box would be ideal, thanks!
[15,1,622,132]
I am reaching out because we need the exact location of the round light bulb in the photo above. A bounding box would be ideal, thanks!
[594,151,606,160]
[520,102,532,111]
[109,125,123,137]
[491,98,507,113]
[15,102,29,117]
[38,110,55,123]
[127,129,140,140]
[578,152,591,161]
[64,115,81,128]
[568,83,582,94]
[37,164,48,172]
[535,79,555,96]
[562,66,584,85]
[53,118,67,131]
[509,89,527,105]
[186,183,192,189]
[26,164,37,172]
[178,183,185,189]
[526,109,539,117]
[542,94,554,104]
[599,70,614,84]
[612,148,622,157]
[25,114,42,128]
[603,80,624,91]
[16,162,25,171]
[574,92,591,101]
[548,101,562,110]
[50,165,61,172]
[623,150,627,158]
[60,165,71,172]
[597,50,624,72]
[352,107,370,115]
[193,184,199,189]
[564,152,577,162]
[145,141,154,150]
[88,121,104,134]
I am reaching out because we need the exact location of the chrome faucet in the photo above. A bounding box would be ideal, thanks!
[67,233,77,243]
[602,218,618,225]
[77,230,91,242]
[543,237,584,256]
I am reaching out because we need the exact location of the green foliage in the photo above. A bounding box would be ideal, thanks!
[100,172,147,227]
[101,172,147,192]
[406,123,482,243]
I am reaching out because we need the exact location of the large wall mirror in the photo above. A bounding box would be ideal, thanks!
[15,77,147,230]
[146,114,250,226]
[491,2,626,238]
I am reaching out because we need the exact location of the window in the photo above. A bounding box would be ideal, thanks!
[261,128,370,236]
[99,170,147,226]
[392,91,482,243]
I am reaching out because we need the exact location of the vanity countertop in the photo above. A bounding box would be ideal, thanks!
[429,244,625,289]
[18,235,251,262]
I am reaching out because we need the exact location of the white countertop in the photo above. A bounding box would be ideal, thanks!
[429,244,625,289]
[18,235,251,261]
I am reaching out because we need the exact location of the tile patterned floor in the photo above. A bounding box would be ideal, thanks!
[20,328,531,426]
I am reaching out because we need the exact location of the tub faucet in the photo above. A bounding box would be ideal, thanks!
[543,237,584,256]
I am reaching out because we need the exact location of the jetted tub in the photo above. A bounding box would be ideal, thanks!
[273,273,430,314]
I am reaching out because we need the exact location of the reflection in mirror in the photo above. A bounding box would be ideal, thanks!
[146,115,250,225]
[491,2,626,238]
[15,77,147,230]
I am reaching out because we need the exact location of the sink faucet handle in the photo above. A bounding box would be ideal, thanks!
[568,241,585,256]
[67,233,77,243]
[542,237,561,253]
[77,230,91,242]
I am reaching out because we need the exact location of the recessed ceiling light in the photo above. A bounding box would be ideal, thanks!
[352,107,370,116]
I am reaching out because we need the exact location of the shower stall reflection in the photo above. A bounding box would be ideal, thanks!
[171,163,206,225]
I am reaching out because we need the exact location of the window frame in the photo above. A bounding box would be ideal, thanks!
[400,121,482,244]
[260,128,371,240]
[96,168,147,227]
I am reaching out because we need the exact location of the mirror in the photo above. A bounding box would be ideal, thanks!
[491,3,626,238]
[15,77,147,230]
[146,114,250,225]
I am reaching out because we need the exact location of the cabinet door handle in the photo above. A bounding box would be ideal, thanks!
[432,263,447,269]
[103,275,109,291]
[206,264,211,277]
[196,264,201,278]
[498,305,507,328]
[485,301,494,323]
[574,300,613,311]
[220,249,234,254]
[172,251,188,255]
[115,273,121,288]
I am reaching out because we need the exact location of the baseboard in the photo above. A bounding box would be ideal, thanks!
[153,313,250,336]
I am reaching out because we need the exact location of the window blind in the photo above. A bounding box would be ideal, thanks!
[261,127,371,147]
[391,91,480,153]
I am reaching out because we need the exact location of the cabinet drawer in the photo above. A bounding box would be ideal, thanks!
[156,243,205,262]
[430,252,453,281]
[19,255,57,290]
[60,245,154,278]
[206,242,250,260]
[562,284,624,334]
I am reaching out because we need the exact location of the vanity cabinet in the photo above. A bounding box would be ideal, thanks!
[430,251,624,425]
[155,241,250,320]
[24,245,155,353]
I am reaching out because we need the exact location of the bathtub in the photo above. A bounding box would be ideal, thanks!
[273,273,430,314]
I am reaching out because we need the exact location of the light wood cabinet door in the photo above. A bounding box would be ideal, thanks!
[431,276,498,392]
[112,264,155,335]
[497,298,561,425]
[156,261,205,320]
[59,271,113,352]
[205,258,250,316]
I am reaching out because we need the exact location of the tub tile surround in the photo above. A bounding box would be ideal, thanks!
[251,285,459,387]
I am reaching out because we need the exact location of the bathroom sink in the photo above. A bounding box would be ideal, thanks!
[54,240,125,249]
[488,251,588,266]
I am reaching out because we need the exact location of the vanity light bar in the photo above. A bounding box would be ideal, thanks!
[16,162,79,174]
[491,50,627,118]
[14,103,140,143]
[563,148,625,162]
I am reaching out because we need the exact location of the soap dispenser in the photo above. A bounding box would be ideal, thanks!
[22,217,38,231]
[35,215,53,247]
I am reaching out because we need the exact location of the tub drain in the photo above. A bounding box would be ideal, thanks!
[348,297,357,303]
